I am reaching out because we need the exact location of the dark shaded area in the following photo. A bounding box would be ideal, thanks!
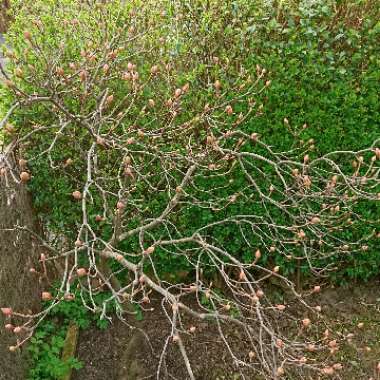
[0,155,42,380]
[0,0,10,34]
[72,297,254,380]
[72,283,380,380]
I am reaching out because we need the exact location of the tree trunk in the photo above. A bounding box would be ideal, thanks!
[0,154,43,380]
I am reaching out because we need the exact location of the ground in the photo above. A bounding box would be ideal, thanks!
[71,280,380,380]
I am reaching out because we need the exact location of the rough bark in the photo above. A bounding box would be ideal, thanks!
[0,154,42,380]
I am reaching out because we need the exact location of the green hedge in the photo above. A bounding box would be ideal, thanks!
[1,0,379,282]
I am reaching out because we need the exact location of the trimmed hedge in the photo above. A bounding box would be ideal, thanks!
[1,0,379,282]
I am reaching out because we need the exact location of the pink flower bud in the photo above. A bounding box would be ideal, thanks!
[302,318,311,328]
[145,246,155,255]
[174,88,182,98]
[72,190,82,200]
[225,105,233,115]
[13,326,22,334]
[41,292,52,301]
[76,268,87,277]
[117,201,125,210]
[1,308,13,316]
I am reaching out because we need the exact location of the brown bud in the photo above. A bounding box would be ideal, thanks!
[298,230,306,239]
[75,239,83,248]
[72,190,82,200]
[250,133,259,142]
[276,367,285,377]
[311,217,320,224]
[206,135,214,145]
[116,201,125,210]
[15,68,23,78]
[79,70,87,81]
[307,344,316,352]
[321,367,334,376]
[18,159,28,168]
[122,72,131,80]
[302,318,311,328]
[76,268,87,277]
[105,94,114,105]
[24,31,32,40]
[174,88,182,98]
[145,246,155,255]
[214,80,221,90]
[13,326,22,334]
[64,293,75,301]
[20,171,31,183]
[41,292,52,301]
[238,269,246,281]
[150,65,159,74]
[1,307,13,316]
[333,363,343,371]
[276,339,284,348]
[56,67,65,77]
[96,136,106,146]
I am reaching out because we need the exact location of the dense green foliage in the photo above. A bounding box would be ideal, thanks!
[1,0,379,283]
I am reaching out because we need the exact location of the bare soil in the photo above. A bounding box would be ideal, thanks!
[71,280,380,380]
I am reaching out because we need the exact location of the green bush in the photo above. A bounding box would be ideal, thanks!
[1,0,379,284]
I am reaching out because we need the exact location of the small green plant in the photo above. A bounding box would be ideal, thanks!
[27,321,83,380]
[27,288,114,380]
